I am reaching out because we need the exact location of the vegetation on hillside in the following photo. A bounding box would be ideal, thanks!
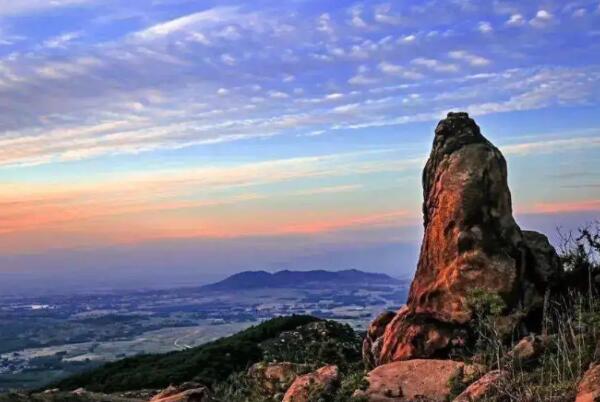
[52,315,320,392]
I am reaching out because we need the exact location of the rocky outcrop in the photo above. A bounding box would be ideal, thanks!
[282,365,339,402]
[576,363,600,402]
[365,112,562,365]
[353,359,479,402]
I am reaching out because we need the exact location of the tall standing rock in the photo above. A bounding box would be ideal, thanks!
[364,112,562,366]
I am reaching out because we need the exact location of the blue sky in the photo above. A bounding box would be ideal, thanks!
[0,0,599,293]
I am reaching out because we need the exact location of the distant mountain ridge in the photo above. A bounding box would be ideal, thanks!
[201,269,400,291]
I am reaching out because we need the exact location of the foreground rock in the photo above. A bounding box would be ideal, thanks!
[365,112,562,365]
[354,359,481,402]
[282,365,339,402]
[453,370,508,402]
[576,363,600,402]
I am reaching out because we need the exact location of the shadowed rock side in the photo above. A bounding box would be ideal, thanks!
[364,112,563,366]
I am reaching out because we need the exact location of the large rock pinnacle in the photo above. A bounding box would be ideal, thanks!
[364,112,562,366]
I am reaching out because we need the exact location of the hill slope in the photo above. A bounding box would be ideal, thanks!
[51,315,362,394]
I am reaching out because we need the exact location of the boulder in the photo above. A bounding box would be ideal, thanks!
[353,359,478,402]
[365,112,562,365]
[282,365,339,402]
[576,363,600,402]
[453,370,508,402]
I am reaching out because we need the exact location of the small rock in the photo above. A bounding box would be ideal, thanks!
[453,370,508,402]
[72,387,87,395]
[150,385,210,402]
[508,334,547,362]
[282,365,339,402]
[461,364,487,385]
[576,363,600,402]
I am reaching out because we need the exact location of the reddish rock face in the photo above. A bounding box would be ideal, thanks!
[364,112,562,366]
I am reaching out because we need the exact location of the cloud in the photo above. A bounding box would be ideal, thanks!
[502,135,600,156]
[0,149,415,243]
[448,50,491,66]
[373,3,401,25]
[519,200,600,215]
[478,21,493,33]
[220,53,236,66]
[134,6,239,39]
[411,58,459,73]
[0,0,598,170]
[0,0,94,16]
[399,34,416,43]
[530,9,554,27]
[316,13,334,35]
[506,13,526,26]
[42,31,82,48]
[348,5,368,28]
[378,62,424,79]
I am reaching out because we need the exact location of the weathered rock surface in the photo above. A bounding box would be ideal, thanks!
[282,365,339,402]
[365,112,562,365]
[354,359,478,402]
[453,370,508,402]
[576,363,600,402]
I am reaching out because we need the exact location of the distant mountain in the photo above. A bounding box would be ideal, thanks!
[201,269,400,291]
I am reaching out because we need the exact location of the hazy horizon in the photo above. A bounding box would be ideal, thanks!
[1,0,599,296]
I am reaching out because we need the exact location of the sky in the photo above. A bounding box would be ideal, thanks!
[0,0,599,294]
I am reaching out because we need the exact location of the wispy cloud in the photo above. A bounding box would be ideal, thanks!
[134,6,240,39]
